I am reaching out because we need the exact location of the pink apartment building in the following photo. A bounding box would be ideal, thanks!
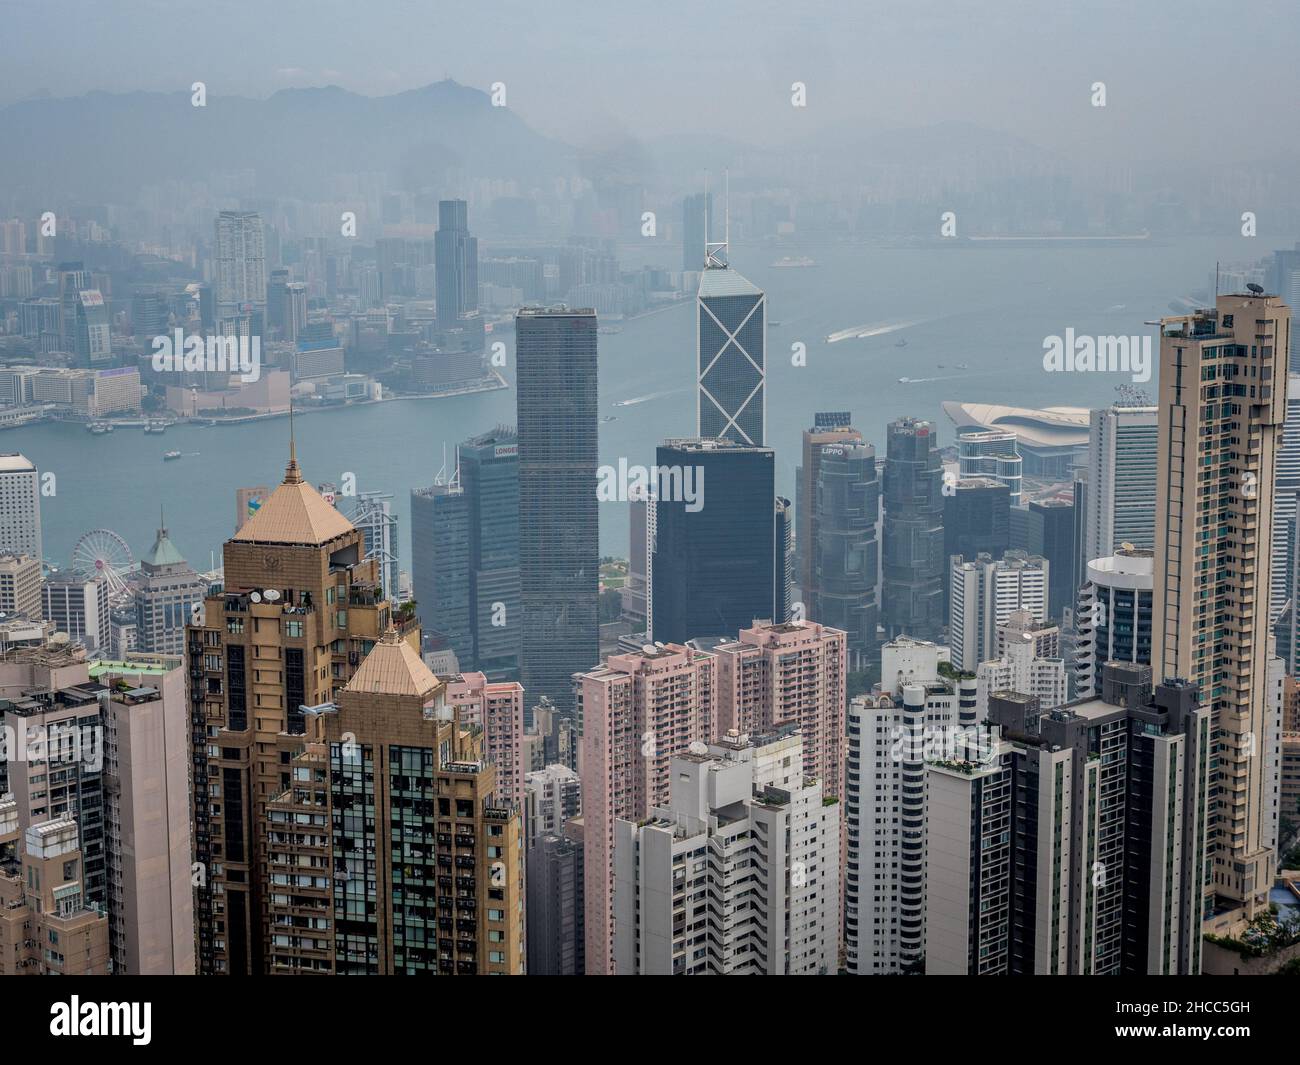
[443,672,526,808]
[711,621,847,801]
[574,643,716,975]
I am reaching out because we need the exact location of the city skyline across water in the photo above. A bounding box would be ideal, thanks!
[13,233,1257,575]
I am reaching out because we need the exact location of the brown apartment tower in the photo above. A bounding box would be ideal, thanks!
[265,630,525,974]
[189,442,525,974]
[1154,290,1291,932]
[188,442,406,974]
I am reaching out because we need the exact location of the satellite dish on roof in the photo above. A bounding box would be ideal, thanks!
[249,591,261,603]
[642,644,657,655]
[263,589,280,602]
[1247,283,1264,295]
[688,741,708,755]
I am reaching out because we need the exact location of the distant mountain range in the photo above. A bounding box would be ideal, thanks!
[0,79,574,203]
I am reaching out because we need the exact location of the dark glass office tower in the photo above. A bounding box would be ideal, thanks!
[681,192,712,271]
[697,259,765,446]
[1009,498,1077,621]
[651,438,783,643]
[881,417,945,642]
[816,439,880,673]
[943,478,1010,564]
[410,481,471,665]
[435,199,478,327]
[460,428,522,680]
[517,307,599,714]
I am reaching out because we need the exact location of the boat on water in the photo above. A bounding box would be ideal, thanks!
[597,326,622,336]
[895,338,908,348]
[770,256,817,268]
[87,421,113,434]
[163,450,182,461]
[898,377,913,384]
[144,420,167,434]
[769,320,783,327]
[600,415,617,423]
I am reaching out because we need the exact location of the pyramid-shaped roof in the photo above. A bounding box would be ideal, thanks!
[142,522,187,569]
[345,626,440,698]
[232,447,353,546]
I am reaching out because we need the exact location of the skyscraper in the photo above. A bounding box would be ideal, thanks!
[799,411,862,616]
[516,307,598,715]
[697,250,765,446]
[1154,291,1290,931]
[0,453,42,561]
[881,417,944,642]
[927,664,1210,975]
[949,550,1049,672]
[134,518,208,655]
[1084,399,1158,566]
[435,199,478,328]
[613,728,839,975]
[814,436,879,672]
[843,636,979,975]
[411,478,471,667]
[73,290,112,368]
[459,428,521,680]
[681,191,712,272]
[1272,374,1300,621]
[1074,545,1154,697]
[575,642,717,974]
[187,442,395,974]
[213,210,266,322]
[942,476,1010,568]
[957,429,1022,505]
[651,438,783,643]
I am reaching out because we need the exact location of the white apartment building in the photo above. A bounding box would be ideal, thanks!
[844,636,980,975]
[949,550,1048,672]
[612,728,839,975]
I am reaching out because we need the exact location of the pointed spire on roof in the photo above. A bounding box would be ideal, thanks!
[345,624,441,698]
[285,397,302,485]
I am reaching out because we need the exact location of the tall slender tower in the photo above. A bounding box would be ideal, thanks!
[187,440,400,974]
[516,307,598,715]
[697,237,765,446]
[881,417,945,642]
[1154,290,1290,930]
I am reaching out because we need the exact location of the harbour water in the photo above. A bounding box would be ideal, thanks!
[11,234,1261,571]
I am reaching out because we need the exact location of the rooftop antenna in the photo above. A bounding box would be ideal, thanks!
[724,168,730,252]
[435,442,448,486]
[705,168,729,269]
[1215,261,1220,300]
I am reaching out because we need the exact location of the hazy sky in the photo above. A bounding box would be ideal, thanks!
[2,0,1298,160]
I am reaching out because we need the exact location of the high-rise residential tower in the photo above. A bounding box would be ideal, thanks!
[1084,399,1158,566]
[213,210,266,321]
[516,307,599,715]
[186,442,397,974]
[613,728,840,974]
[1153,291,1290,930]
[0,453,42,561]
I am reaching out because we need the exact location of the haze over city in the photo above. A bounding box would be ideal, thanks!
[0,0,1296,1028]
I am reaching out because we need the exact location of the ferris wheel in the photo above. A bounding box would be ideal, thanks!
[71,529,136,602]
